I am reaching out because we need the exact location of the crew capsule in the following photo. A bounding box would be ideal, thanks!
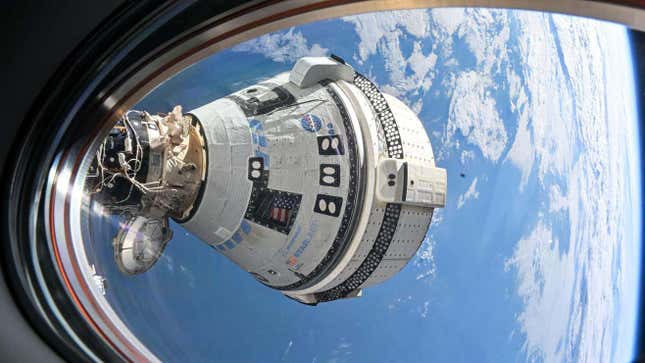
[91,56,447,305]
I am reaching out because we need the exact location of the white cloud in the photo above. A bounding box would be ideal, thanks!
[431,9,510,74]
[178,264,196,288]
[505,222,571,362]
[456,177,479,209]
[330,338,352,359]
[342,10,437,103]
[342,10,429,63]
[413,220,440,282]
[459,10,510,74]
[505,100,534,190]
[504,11,576,187]
[548,184,567,213]
[432,8,465,36]
[233,28,328,63]
[460,150,475,165]
[281,340,293,361]
[160,254,174,272]
[429,9,514,163]
[446,71,508,161]
[387,295,413,311]
[379,39,437,99]
[420,301,430,319]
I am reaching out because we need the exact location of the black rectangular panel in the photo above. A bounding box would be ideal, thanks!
[319,164,341,187]
[248,157,264,181]
[317,135,344,155]
[313,194,343,217]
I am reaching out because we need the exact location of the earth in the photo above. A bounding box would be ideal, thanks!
[87,8,642,363]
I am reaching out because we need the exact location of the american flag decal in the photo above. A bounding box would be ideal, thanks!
[246,188,302,234]
[271,196,296,225]
[271,207,289,224]
[287,255,298,266]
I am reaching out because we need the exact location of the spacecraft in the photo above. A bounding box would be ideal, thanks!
[86,56,447,305]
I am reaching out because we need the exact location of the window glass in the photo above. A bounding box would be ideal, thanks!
[76,8,642,362]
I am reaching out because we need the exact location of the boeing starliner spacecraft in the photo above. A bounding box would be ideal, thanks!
[86,56,447,305]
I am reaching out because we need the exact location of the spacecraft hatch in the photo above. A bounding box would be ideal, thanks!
[86,56,447,305]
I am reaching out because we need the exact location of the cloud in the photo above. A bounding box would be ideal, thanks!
[432,8,510,73]
[178,264,196,288]
[420,301,430,319]
[446,71,508,161]
[456,177,479,209]
[504,97,533,190]
[338,342,351,350]
[505,222,571,362]
[342,10,437,104]
[548,184,567,213]
[460,150,475,165]
[504,11,576,187]
[427,9,514,163]
[342,10,429,63]
[378,38,437,100]
[413,234,437,282]
[431,8,465,35]
[329,338,352,359]
[459,10,510,74]
[387,295,413,311]
[281,340,293,361]
[159,254,174,272]
[233,28,328,63]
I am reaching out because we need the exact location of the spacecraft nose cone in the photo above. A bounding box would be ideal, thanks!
[113,216,173,275]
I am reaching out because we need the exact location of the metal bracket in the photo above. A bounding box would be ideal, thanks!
[289,56,355,88]
[375,158,447,208]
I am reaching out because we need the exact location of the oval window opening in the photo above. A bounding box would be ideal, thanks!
[39,5,643,363]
